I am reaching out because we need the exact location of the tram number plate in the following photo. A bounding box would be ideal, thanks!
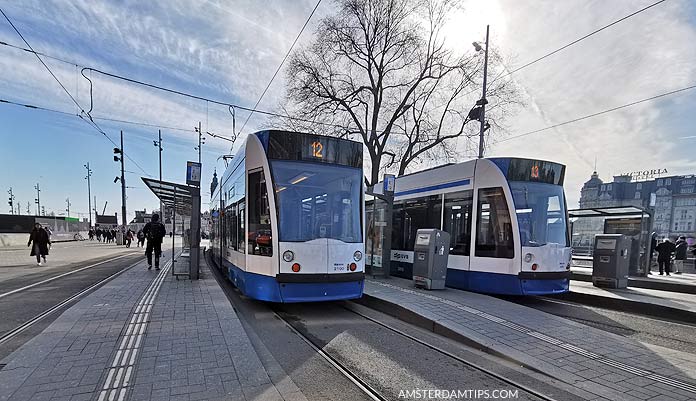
[333,263,346,271]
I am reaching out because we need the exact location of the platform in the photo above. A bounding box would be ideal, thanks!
[571,265,696,295]
[0,249,299,401]
[360,276,696,401]
[558,280,696,322]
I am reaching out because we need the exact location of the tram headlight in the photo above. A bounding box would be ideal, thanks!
[283,250,295,262]
[524,253,534,263]
[353,250,363,262]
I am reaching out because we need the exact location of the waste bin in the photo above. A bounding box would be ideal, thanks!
[412,229,450,290]
[592,234,630,288]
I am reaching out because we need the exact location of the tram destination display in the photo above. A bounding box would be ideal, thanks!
[266,131,362,167]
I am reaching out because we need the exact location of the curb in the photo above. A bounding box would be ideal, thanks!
[571,272,696,295]
[551,291,696,324]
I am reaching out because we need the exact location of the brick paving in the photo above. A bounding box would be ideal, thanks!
[364,277,696,401]
[0,250,296,401]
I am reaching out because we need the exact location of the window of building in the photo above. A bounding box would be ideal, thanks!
[443,191,473,256]
[248,170,271,256]
[475,188,514,258]
[675,222,679,231]
[666,178,672,186]
[634,192,641,199]
[607,184,612,191]
[601,184,606,191]
[681,186,694,194]
[689,222,693,231]
[658,179,664,186]
[636,183,642,190]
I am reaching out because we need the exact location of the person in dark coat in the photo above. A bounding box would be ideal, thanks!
[28,223,51,266]
[143,214,166,270]
[655,238,676,276]
[674,236,687,275]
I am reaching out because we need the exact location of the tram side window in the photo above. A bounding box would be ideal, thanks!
[237,201,246,253]
[225,205,236,251]
[248,171,272,256]
[475,188,514,258]
[443,191,473,256]
[400,195,442,251]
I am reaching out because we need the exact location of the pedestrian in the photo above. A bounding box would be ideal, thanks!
[125,229,133,248]
[137,229,145,247]
[96,228,102,242]
[143,214,166,270]
[88,228,94,241]
[27,223,50,266]
[674,236,687,275]
[655,238,676,276]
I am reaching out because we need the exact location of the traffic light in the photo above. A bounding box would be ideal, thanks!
[114,147,122,162]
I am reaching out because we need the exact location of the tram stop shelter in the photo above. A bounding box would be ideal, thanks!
[142,177,201,279]
[569,205,652,277]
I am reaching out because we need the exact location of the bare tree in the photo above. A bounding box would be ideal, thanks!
[284,0,521,185]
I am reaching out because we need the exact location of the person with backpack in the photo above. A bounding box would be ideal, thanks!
[137,229,145,247]
[143,213,166,270]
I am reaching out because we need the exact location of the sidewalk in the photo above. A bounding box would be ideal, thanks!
[360,276,696,401]
[558,280,696,322]
[0,250,298,401]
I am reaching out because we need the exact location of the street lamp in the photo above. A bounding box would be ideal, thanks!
[472,25,490,159]
[84,163,92,228]
[154,130,163,214]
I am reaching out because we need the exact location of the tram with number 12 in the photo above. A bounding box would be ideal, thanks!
[209,130,365,302]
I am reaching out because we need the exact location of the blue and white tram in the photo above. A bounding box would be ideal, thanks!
[210,130,365,302]
[369,158,572,295]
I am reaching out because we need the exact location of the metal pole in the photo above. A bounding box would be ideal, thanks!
[173,187,176,267]
[477,25,490,159]
[8,187,14,215]
[34,183,41,216]
[66,197,70,217]
[198,121,202,164]
[86,163,92,228]
[120,131,127,228]
[158,129,163,214]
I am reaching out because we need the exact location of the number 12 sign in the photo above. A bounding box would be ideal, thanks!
[311,141,323,158]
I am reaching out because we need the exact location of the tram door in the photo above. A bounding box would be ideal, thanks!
[366,198,392,276]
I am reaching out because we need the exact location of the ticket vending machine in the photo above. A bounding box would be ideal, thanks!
[592,234,630,288]
[412,229,450,290]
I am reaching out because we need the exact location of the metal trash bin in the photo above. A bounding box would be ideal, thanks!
[592,234,630,288]
[412,229,450,290]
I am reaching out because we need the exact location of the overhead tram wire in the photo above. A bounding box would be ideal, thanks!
[498,83,696,143]
[490,0,669,83]
[0,98,237,142]
[0,7,152,177]
[238,0,323,135]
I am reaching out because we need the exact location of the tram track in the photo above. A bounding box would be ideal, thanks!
[0,254,146,360]
[337,303,559,401]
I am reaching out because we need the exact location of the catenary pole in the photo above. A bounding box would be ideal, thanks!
[478,25,490,159]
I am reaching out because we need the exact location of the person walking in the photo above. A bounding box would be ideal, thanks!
[143,214,166,270]
[27,223,51,266]
[137,229,145,247]
[125,229,133,248]
[674,236,687,275]
[655,238,676,276]
[88,228,94,241]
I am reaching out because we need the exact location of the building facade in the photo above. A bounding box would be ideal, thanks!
[577,171,696,241]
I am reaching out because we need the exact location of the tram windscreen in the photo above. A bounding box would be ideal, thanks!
[271,161,362,243]
[509,182,569,247]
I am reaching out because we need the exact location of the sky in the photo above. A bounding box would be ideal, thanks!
[1,0,695,223]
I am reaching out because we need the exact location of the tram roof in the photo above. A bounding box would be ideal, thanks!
[142,177,195,216]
